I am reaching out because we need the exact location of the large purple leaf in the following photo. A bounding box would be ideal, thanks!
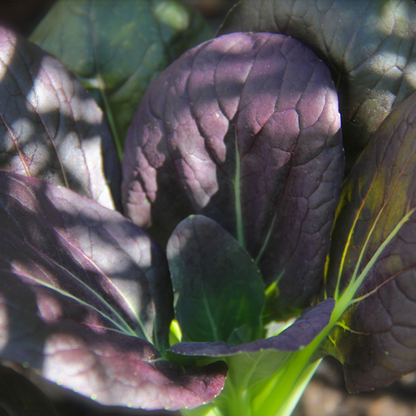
[324,91,416,392]
[167,215,265,344]
[122,32,343,318]
[0,26,120,210]
[0,172,226,410]
[219,0,416,167]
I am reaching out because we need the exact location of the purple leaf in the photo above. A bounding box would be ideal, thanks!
[0,26,120,210]
[219,0,416,167]
[169,298,335,356]
[122,32,343,318]
[325,91,416,392]
[0,172,226,410]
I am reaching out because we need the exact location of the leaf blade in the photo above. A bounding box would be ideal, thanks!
[0,173,227,410]
[0,26,120,209]
[167,215,265,344]
[325,91,416,392]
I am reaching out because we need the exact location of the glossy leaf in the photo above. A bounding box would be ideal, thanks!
[219,0,416,167]
[167,215,265,344]
[0,172,227,410]
[0,365,58,416]
[30,0,212,156]
[122,31,343,317]
[0,26,120,210]
[324,91,416,392]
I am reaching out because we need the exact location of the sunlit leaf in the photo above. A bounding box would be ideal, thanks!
[325,91,416,392]
[0,26,120,210]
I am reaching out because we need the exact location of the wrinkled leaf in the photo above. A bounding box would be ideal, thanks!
[0,26,120,210]
[30,0,212,155]
[0,172,227,410]
[122,31,343,317]
[167,215,265,344]
[219,0,416,167]
[0,365,58,416]
[324,91,416,392]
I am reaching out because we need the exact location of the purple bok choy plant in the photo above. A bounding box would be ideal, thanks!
[2,0,416,415]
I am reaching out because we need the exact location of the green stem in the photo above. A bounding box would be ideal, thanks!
[233,137,245,248]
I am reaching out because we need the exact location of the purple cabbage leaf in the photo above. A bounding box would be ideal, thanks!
[122,31,344,319]
[0,171,226,411]
[219,0,416,168]
[0,26,120,210]
[323,90,416,392]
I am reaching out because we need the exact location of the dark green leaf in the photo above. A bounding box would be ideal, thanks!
[167,215,265,343]
[30,0,212,155]
[0,365,58,416]
[219,0,416,167]
[324,91,416,392]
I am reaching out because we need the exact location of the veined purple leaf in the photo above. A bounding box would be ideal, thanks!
[0,172,226,410]
[169,298,334,357]
[324,91,416,392]
[219,0,416,167]
[167,215,265,344]
[169,299,334,395]
[122,32,343,318]
[0,26,120,210]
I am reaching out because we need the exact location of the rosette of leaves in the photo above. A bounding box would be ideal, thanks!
[0,21,344,414]
[3,0,416,415]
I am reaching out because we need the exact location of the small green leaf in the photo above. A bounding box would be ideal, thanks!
[30,0,212,156]
[167,215,265,343]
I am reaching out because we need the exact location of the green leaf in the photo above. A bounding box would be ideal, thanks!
[324,90,416,392]
[29,0,212,157]
[167,215,265,344]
